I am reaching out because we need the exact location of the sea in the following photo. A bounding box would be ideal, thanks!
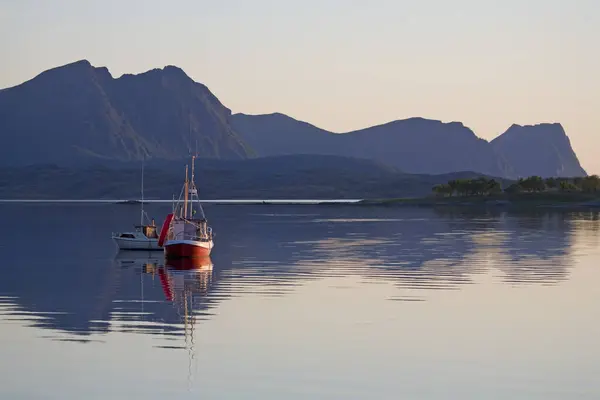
[0,202,598,399]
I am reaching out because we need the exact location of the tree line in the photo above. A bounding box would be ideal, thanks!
[432,175,600,197]
[432,177,501,197]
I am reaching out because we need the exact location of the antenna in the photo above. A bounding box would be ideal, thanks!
[188,110,193,156]
[140,155,145,227]
[183,164,189,219]
[190,155,195,218]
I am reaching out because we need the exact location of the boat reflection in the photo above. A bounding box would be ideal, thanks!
[156,256,214,302]
[111,251,217,339]
[114,251,214,304]
[114,250,162,269]
[114,252,214,381]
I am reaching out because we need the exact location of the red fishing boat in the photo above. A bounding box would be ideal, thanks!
[158,156,214,258]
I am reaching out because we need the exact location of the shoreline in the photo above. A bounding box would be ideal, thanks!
[0,199,362,205]
[2,193,600,209]
[356,193,600,209]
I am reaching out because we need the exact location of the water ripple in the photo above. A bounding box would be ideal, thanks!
[1,205,599,343]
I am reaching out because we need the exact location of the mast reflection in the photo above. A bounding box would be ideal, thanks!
[112,251,216,340]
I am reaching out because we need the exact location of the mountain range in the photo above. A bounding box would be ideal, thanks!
[0,60,588,180]
[0,60,251,166]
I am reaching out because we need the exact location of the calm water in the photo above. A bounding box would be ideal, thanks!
[0,203,599,399]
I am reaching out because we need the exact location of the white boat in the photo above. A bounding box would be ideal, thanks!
[112,224,160,250]
[112,159,162,251]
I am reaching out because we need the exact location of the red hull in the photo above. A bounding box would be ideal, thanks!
[165,256,212,271]
[164,243,211,258]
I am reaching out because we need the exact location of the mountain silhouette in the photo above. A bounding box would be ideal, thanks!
[0,61,587,179]
[0,60,252,166]
[232,113,587,178]
[491,123,587,178]
[232,113,515,177]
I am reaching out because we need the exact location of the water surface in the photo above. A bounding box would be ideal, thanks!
[0,204,599,399]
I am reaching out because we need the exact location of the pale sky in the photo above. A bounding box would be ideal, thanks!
[1,0,599,173]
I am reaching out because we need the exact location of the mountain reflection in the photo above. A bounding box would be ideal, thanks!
[0,204,598,341]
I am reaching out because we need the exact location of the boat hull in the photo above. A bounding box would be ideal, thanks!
[112,237,162,251]
[164,239,213,258]
[165,256,213,271]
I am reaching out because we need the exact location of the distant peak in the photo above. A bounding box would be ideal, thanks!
[163,65,185,73]
[73,59,91,66]
[505,122,566,135]
[239,111,286,116]
[385,116,435,124]
[234,112,298,121]
[52,59,93,72]
[117,64,193,82]
[25,59,96,84]
[373,117,469,131]
[156,65,191,79]
[509,122,563,128]
[384,117,467,127]
[406,116,436,123]
[264,112,295,120]
[59,59,92,69]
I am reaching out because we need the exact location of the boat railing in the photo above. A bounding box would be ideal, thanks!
[168,229,213,242]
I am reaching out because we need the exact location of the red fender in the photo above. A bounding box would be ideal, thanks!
[157,213,173,247]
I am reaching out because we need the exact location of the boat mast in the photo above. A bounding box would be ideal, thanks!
[183,165,189,219]
[140,155,145,227]
[190,155,195,218]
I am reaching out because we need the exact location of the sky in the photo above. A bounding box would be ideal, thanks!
[1,0,599,172]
